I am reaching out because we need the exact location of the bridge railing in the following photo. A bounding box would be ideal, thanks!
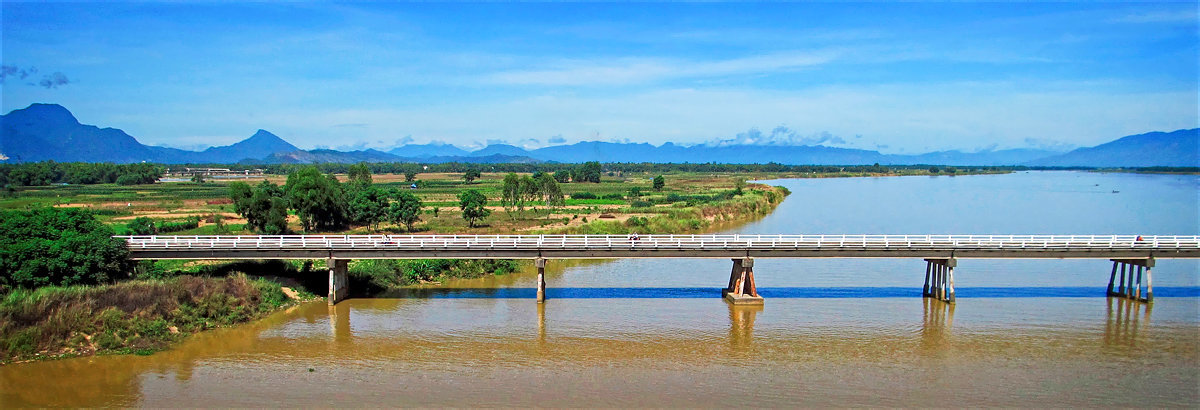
[117,234,1200,251]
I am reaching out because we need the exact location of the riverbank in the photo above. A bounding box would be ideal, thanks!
[344,183,790,289]
[0,274,311,364]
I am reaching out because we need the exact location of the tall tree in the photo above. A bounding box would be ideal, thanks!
[577,161,602,183]
[500,172,520,213]
[553,170,570,183]
[388,190,424,232]
[458,189,490,228]
[230,181,288,234]
[537,172,565,211]
[347,162,372,186]
[518,175,538,213]
[285,166,348,232]
[653,175,665,191]
[347,185,389,231]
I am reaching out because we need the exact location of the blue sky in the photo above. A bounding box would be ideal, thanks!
[2,2,1196,153]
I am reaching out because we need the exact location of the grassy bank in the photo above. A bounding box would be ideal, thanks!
[0,274,306,363]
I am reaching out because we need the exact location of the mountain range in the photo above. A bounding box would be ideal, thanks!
[1,103,1196,167]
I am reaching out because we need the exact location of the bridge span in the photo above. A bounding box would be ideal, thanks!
[119,234,1199,305]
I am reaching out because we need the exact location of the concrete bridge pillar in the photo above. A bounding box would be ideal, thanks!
[1108,257,1153,303]
[923,258,956,303]
[724,258,763,305]
[535,258,547,303]
[328,258,349,305]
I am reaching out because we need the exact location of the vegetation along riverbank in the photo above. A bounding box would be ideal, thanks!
[0,160,1013,362]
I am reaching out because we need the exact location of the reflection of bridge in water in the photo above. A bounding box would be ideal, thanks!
[120,234,1199,306]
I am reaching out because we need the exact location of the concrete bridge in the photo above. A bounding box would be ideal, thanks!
[119,234,1200,305]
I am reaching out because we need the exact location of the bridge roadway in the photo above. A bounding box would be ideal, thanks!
[118,234,1200,305]
[120,234,1199,260]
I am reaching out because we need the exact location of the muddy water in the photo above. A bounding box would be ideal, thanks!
[2,171,1198,407]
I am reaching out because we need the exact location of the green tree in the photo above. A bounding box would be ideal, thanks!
[0,208,132,289]
[500,172,520,213]
[404,171,418,182]
[629,187,642,198]
[191,173,206,184]
[230,181,289,234]
[553,170,570,183]
[577,161,602,183]
[347,185,389,231]
[388,190,424,232]
[347,162,372,186]
[462,169,481,183]
[653,175,665,191]
[285,166,348,232]
[518,175,538,213]
[537,172,565,211]
[929,166,941,174]
[458,189,490,228]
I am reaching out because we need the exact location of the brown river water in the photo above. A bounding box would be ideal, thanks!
[2,172,1198,407]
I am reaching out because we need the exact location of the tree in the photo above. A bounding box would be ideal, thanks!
[501,172,520,213]
[347,185,389,231]
[553,170,570,183]
[463,169,481,183]
[0,207,131,289]
[458,189,490,228]
[734,178,746,196]
[537,172,565,211]
[285,166,348,232]
[404,171,418,182]
[347,162,372,186]
[653,175,665,191]
[191,173,206,184]
[577,161,602,183]
[230,181,289,234]
[629,187,642,198]
[388,190,424,232]
[518,175,538,213]
[929,166,941,174]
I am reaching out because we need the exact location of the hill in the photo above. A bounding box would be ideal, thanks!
[1027,129,1198,167]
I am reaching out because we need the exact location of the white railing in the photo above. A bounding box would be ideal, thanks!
[117,234,1200,251]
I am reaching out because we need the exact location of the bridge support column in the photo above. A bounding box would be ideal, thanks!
[328,258,349,305]
[1109,258,1153,303]
[535,258,547,303]
[923,258,956,303]
[724,258,763,305]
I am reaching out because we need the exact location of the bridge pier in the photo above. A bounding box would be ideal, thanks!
[1108,258,1153,303]
[724,258,763,305]
[328,258,349,305]
[923,258,956,303]
[536,258,547,303]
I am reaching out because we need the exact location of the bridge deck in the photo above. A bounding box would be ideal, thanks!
[120,234,1200,260]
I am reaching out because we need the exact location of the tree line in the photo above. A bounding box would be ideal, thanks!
[230,164,492,233]
[0,162,162,187]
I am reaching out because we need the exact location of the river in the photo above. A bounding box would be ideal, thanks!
[2,171,1197,407]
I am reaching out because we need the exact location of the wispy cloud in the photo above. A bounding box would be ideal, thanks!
[482,51,836,86]
[1110,9,1198,24]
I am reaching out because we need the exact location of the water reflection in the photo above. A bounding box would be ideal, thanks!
[1104,296,1151,348]
[920,297,955,351]
[728,303,762,350]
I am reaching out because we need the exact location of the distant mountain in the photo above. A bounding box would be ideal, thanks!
[387,142,469,158]
[3,103,1194,167]
[194,129,298,163]
[1027,129,1198,167]
[0,103,185,163]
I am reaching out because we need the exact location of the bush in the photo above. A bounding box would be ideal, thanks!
[631,200,652,208]
[571,192,597,199]
[0,208,131,290]
[601,193,624,200]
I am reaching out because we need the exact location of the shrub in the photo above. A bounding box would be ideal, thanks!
[571,192,597,199]
[631,200,652,208]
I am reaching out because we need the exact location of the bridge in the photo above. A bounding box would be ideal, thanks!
[119,234,1200,305]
